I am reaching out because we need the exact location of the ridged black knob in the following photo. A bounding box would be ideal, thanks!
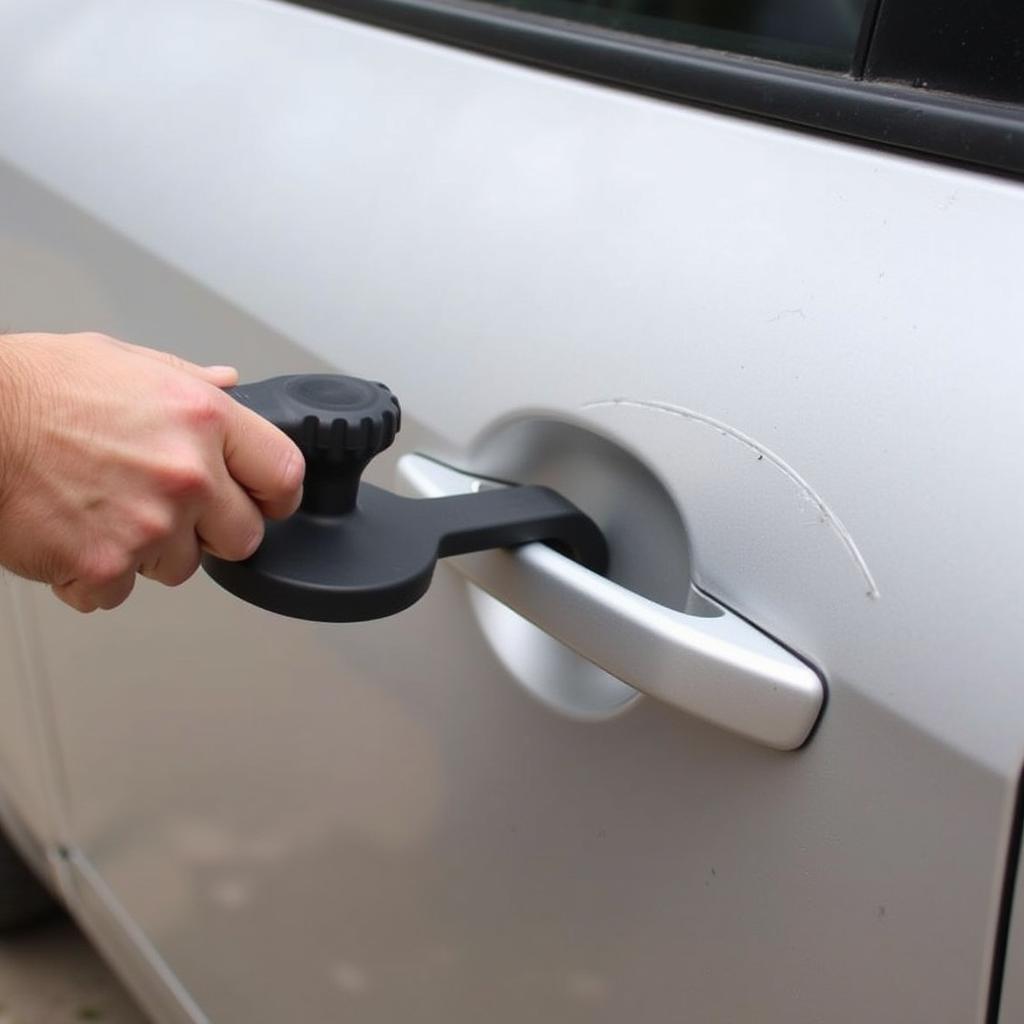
[228,374,401,514]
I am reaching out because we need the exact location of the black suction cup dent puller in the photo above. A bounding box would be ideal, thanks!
[201,374,608,622]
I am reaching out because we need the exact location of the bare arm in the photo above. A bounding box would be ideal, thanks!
[0,332,303,612]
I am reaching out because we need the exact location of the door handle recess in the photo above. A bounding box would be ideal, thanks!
[398,454,824,751]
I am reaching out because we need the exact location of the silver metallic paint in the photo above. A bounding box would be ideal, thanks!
[0,0,1022,1020]
[398,454,824,749]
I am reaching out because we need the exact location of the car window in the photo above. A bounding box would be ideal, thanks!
[478,0,873,70]
[289,0,1024,176]
[865,0,1024,105]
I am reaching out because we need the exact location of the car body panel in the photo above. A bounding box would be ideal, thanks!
[0,1,1022,1020]
[0,579,49,846]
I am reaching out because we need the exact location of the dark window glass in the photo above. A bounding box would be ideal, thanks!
[478,0,872,70]
[866,0,1024,104]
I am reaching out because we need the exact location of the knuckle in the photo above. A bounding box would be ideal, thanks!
[278,444,305,493]
[98,581,134,611]
[237,521,265,560]
[158,460,212,501]
[217,520,264,562]
[164,561,199,588]
[52,584,93,614]
[78,331,112,346]
[77,549,132,587]
[131,508,176,547]
[156,549,201,588]
[178,389,224,431]
[154,349,185,370]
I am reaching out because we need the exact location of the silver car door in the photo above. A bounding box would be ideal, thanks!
[1,1,1022,1022]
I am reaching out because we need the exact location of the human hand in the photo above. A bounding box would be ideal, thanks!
[0,332,304,611]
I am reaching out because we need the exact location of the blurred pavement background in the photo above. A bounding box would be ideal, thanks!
[0,917,148,1023]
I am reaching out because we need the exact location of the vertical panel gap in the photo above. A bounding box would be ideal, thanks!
[851,0,885,79]
[986,763,1024,1023]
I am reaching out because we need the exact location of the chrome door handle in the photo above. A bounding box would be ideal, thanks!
[398,454,824,750]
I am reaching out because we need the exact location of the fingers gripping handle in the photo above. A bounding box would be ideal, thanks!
[227,375,401,514]
[202,374,607,621]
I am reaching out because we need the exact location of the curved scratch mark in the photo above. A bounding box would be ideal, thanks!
[584,397,880,599]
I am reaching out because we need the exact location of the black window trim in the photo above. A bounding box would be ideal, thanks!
[289,0,1024,179]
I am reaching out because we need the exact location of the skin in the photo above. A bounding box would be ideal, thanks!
[0,332,304,612]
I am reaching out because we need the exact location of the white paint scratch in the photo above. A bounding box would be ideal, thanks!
[583,397,880,599]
